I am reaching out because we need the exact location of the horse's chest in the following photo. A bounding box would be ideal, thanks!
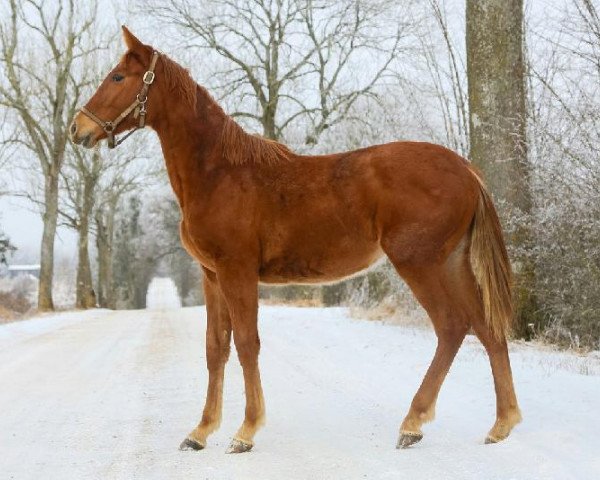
[179,219,219,270]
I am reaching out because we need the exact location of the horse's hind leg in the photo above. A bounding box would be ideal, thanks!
[181,268,232,451]
[389,241,477,448]
[470,316,521,443]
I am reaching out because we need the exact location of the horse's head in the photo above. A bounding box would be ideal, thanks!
[70,27,158,149]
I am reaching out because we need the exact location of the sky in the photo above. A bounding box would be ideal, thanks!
[0,196,61,262]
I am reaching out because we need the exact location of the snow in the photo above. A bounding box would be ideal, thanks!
[7,264,40,271]
[145,277,182,310]
[1,300,599,479]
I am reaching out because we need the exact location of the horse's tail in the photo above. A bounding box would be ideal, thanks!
[468,168,514,340]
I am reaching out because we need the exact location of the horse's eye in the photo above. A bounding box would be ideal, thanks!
[112,73,125,82]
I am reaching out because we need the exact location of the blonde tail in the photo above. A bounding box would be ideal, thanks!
[469,170,514,340]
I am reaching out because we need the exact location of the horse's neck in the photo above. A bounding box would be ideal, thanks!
[152,86,226,205]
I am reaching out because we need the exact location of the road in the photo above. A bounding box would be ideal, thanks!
[1,287,599,479]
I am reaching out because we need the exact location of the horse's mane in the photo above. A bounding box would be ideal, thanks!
[159,53,197,108]
[160,52,291,165]
[221,117,292,165]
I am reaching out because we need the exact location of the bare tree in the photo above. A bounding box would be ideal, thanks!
[467,0,535,337]
[416,0,469,155]
[0,0,100,310]
[0,229,16,265]
[58,147,102,309]
[143,0,416,143]
[94,180,131,310]
[93,145,159,309]
[95,189,123,309]
[0,110,14,195]
[522,0,600,348]
[528,0,600,194]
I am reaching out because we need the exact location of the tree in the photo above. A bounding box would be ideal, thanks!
[93,142,162,309]
[109,178,170,310]
[466,0,535,337]
[0,139,14,265]
[111,195,153,309]
[94,169,138,309]
[58,136,154,309]
[0,228,15,265]
[523,0,600,348]
[58,147,101,308]
[417,0,469,155]
[94,197,117,308]
[144,0,416,143]
[0,0,100,310]
[0,109,14,196]
[95,187,123,309]
[146,195,203,306]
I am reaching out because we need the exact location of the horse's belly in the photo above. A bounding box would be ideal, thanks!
[258,242,384,285]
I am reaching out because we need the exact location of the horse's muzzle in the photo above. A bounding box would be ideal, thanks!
[70,116,99,148]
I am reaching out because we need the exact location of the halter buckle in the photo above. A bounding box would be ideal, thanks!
[104,122,115,133]
[143,71,155,84]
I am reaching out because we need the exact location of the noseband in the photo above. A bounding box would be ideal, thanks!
[80,51,159,149]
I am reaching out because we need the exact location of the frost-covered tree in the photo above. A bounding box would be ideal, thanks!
[58,148,101,309]
[111,195,155,309]
[466,0,535,338]
[0,227,15,265]
[143,0,417,144]
[0,0,101,310]
[144,194,203,306]
[524,0,600,348]
[94,152,155,310]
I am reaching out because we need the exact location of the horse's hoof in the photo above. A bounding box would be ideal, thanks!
[179,437,205,451]
[485,435,503,444]
[485,430,510,444]
[226,438,253,454]
[396,432,423,449]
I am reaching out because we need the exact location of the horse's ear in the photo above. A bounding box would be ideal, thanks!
[122,26,144,52]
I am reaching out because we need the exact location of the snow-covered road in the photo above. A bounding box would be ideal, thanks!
[1,303,599,479]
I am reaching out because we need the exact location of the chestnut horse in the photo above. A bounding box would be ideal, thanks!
[71,28,521,453]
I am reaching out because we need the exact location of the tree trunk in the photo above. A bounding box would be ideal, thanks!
[95,201,117,309]
[38,173,59,311]
[466,0,537,337]
[262,105,278,140]
[75,176,96,309]
[95,211,109,309]
[76,220,96,309]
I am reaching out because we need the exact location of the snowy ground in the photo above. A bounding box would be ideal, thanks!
[146,277,182,310]
[1,285,599,479]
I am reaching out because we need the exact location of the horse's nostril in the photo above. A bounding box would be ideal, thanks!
[70,122,77,136]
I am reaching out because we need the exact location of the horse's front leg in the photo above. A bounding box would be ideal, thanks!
[180,268,232,451]
[217,262,264,453]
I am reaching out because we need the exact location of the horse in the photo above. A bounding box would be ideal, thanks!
[70,27,521,453]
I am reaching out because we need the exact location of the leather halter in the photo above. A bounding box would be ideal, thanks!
[80,51,159,149]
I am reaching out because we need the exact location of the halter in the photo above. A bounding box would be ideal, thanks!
[81,51,159,149]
